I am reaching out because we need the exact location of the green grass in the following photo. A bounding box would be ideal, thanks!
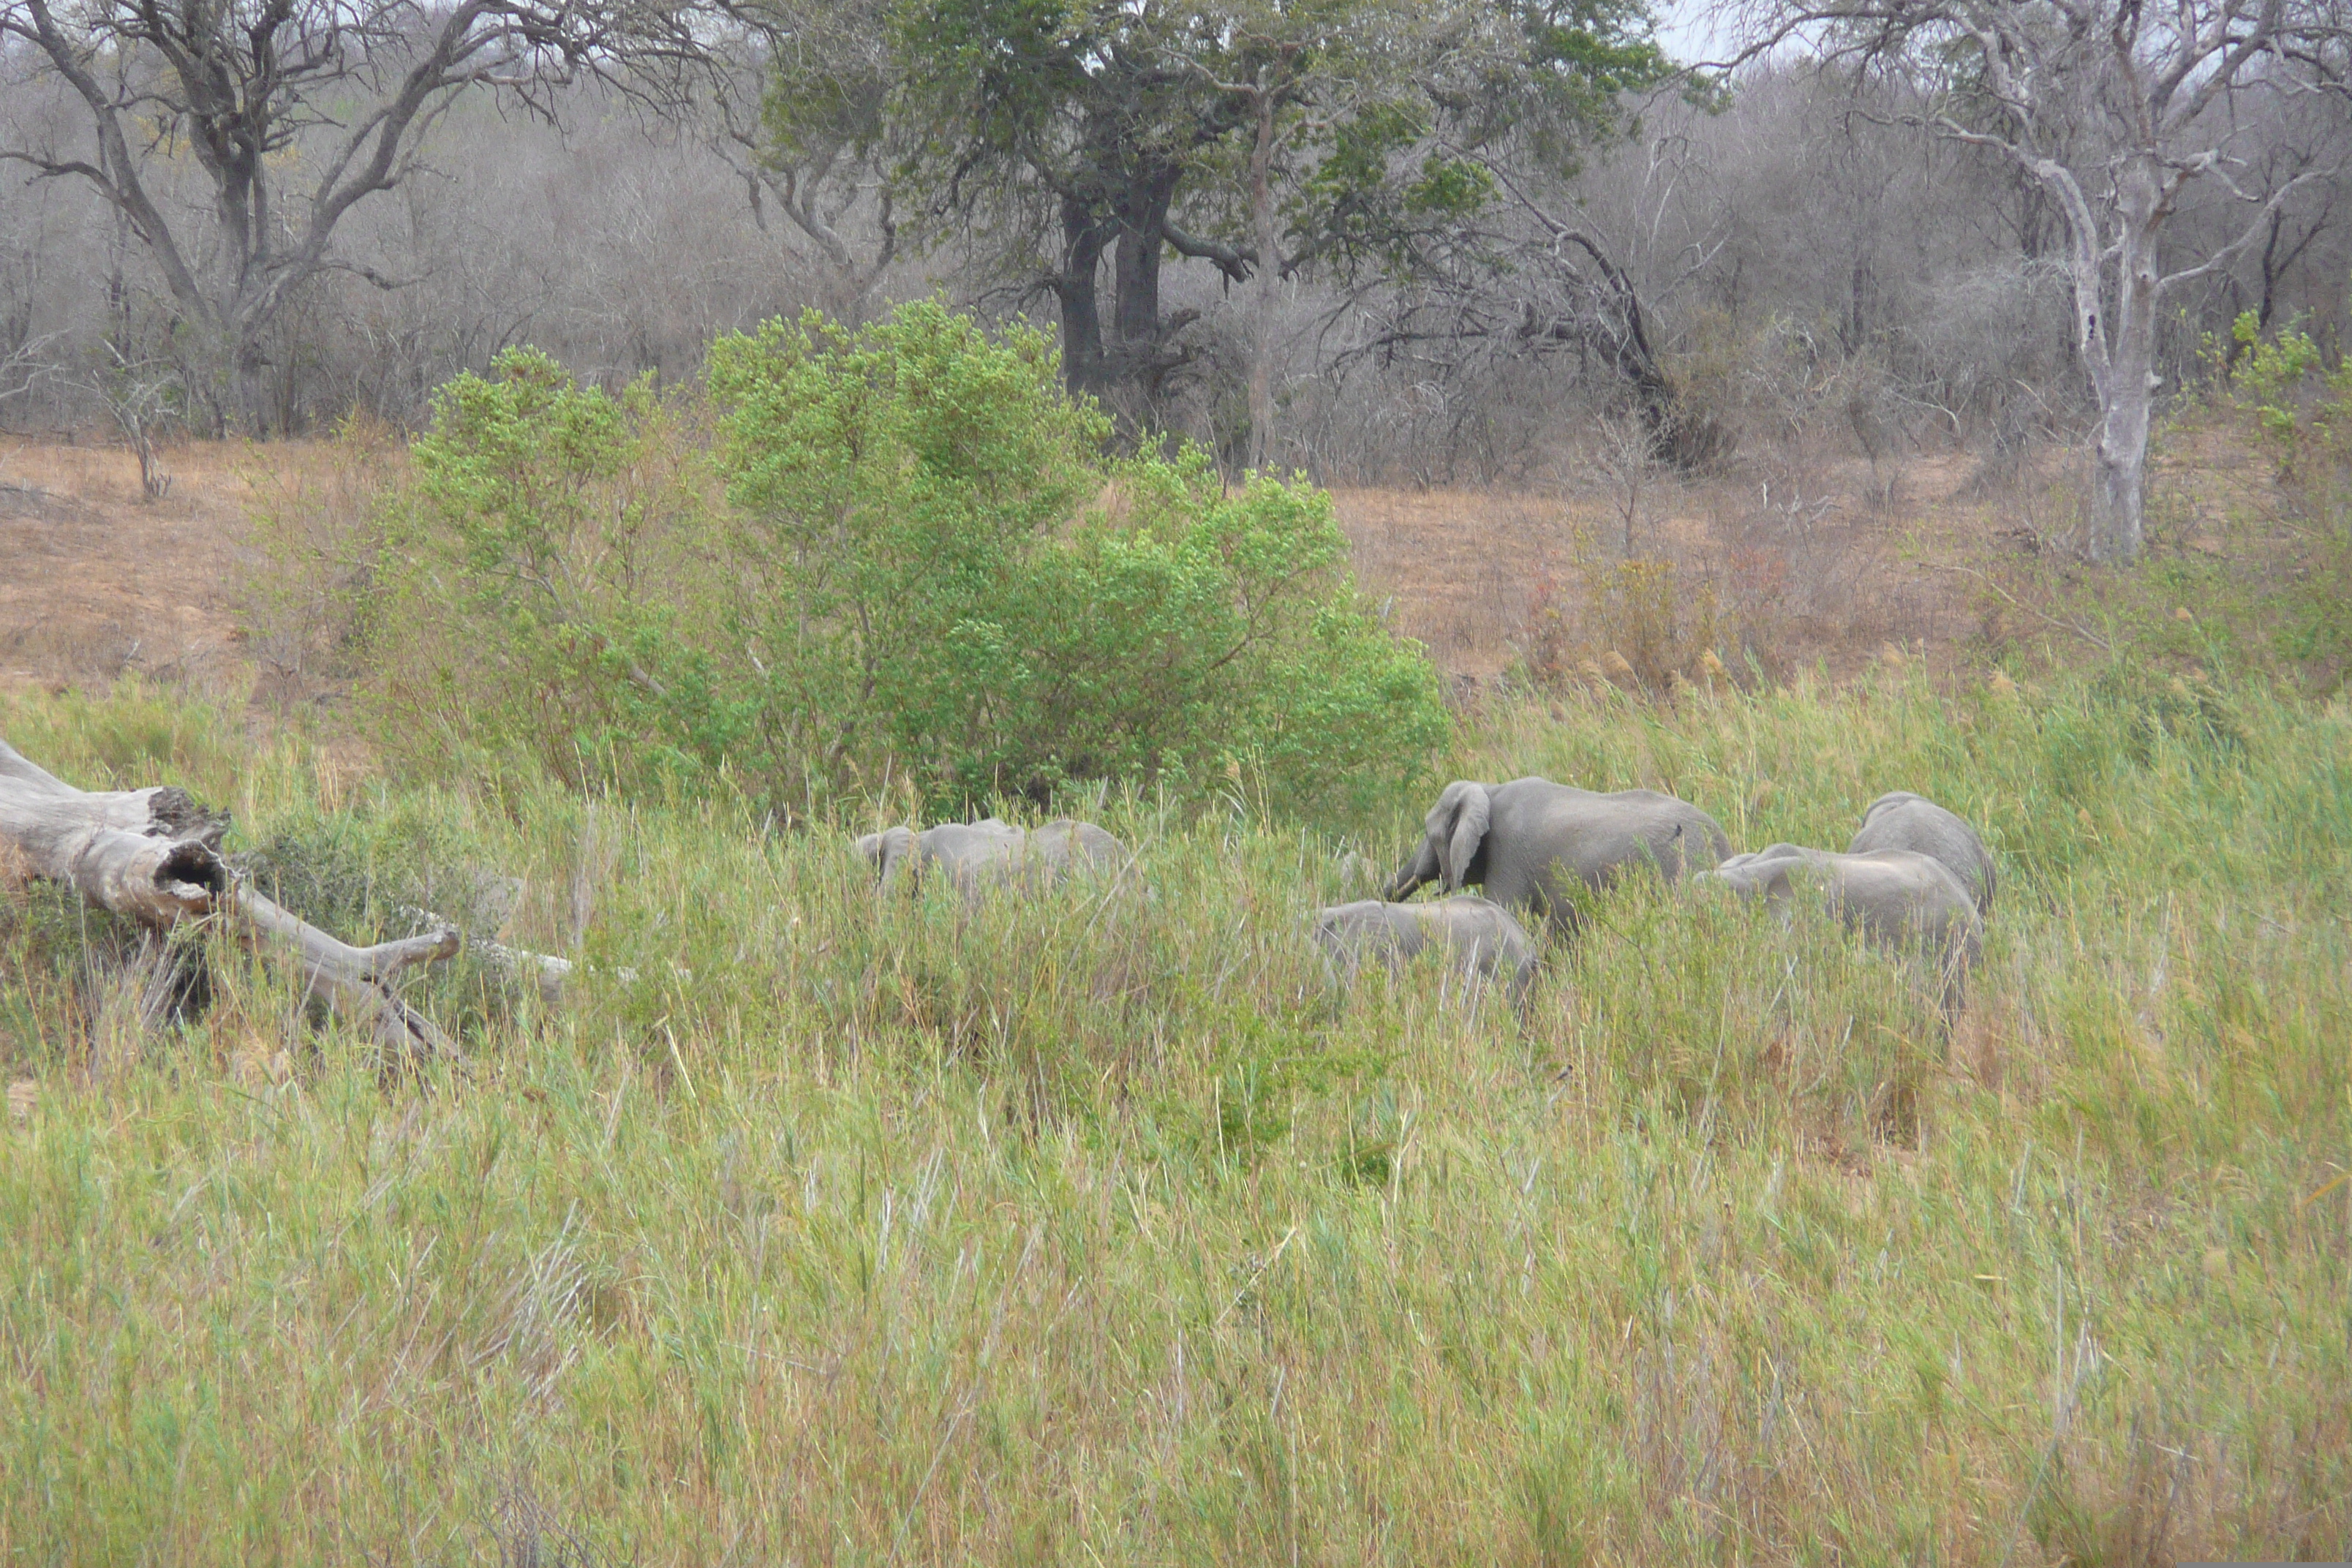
[1,668,2346,1564]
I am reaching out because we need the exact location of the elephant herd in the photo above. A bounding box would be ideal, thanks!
[856,779,1997,1017]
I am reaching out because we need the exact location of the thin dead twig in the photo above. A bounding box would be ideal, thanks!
[1923,562,2113,653]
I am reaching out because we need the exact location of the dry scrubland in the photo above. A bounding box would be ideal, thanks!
[0,423,2285,706]
[1,661,2347,1562]
[0,432,2029,702]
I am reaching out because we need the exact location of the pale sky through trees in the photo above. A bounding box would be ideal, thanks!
[1655,1,1731,65]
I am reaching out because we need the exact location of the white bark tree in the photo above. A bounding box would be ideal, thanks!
[0,0,709,434]
[1724,0,2351,561]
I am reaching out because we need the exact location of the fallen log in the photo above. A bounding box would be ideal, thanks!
[0,736,459,1059]
[392,904,572,1007]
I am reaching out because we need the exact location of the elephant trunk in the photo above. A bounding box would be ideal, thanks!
[1383,841,1438,902]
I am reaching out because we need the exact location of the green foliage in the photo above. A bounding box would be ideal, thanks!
[708,301,1445,818]
[364,304,1443,823]
[366,348,742,793]
[1509,0,1682,167]
[781,0,1671,371]
[705,303,1107,803]
[2227,309,2334,448]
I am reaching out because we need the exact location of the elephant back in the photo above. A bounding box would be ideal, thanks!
[1847,792,1997,915]
[1499,779,1731,894]
[1425,895,1537,970]
[1703,844,1979,968]
[1833,850,1982,964]
[1033,818,1129,875]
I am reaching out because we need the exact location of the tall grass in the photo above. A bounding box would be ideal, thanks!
[0,667,2345,1563]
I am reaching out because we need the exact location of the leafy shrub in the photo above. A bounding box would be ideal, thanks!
[2220,314,2352,689]
[365,350,739,791]
[365,301,1447,824]
[707,301,1445,819]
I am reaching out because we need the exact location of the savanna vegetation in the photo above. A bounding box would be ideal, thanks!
[3,312,2350,1557]
[2,644,2347,1561]
[3,0,2350,1551]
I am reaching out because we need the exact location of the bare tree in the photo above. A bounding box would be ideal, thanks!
[1720,0,2351,561]
[84,342,178,500]
[696,4,899,318]
[0,0,709,434]
[1349,131,1733,470]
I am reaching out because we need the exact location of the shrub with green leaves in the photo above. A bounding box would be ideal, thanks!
[367,301,1444,823]
[2220,313,2352,688]
[366,349,741,791]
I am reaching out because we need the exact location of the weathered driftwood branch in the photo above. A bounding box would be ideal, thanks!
[472,940,573,1006]
[0,736,459,1058]
[391,903,573,1006]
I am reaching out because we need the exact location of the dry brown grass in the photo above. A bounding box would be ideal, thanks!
[0,437,350,697]
[0,426,2302,704]
[1331,448,2028,690]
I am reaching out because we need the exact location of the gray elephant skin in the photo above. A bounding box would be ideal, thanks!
[855,818,1128,901]
[1846,791,1997,916]
[1385,777,1732,924]
[1697,843,1982,970]
[1313,896,1537,1009]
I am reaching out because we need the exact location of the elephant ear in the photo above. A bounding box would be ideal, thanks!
[873,827,916,890]
[1439,782,1491,891]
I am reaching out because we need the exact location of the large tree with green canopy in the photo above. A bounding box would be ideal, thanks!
[758,0,1673,434]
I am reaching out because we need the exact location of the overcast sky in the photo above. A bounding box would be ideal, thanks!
[1656,0,1740,67]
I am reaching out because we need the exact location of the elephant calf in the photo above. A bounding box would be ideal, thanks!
[1385,776,1731,925]
[1697,843,1983,971]
[1846,791,1997,916]
[1313,896,1537,1010]
[856,818,1128,902]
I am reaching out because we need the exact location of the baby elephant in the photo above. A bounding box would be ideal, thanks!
[1699,844,1983,971]
[1313,896,1538,1011]
[1847,791,1997,916]
[856,818,1128,902]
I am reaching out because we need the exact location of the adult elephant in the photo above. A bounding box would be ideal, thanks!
[1846,792,1997,916]
[1697,844,1983,971]
[856,818,1128,902]
[1383,777,1731,924]
[1313,896,1538,1011]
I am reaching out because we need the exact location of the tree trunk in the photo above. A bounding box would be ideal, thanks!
[1244,91,1279,475]
[0,736,460,1058]
[2090,377,2152,564]
[2087,159,2165,564]
[1056,197,1115,403]
[1112,163,1181,355]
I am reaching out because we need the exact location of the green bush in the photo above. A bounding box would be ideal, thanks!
[368,348,741,791]
[363,302,1445,824]
[706,301,1446,820]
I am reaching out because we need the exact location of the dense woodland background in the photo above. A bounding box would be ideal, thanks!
[2,1,2345,486]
